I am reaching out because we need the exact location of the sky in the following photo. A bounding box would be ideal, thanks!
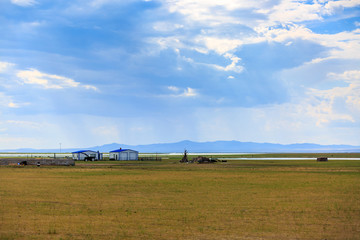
[0,0,360,149]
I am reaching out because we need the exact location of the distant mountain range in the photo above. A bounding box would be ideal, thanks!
[1,140,360,153]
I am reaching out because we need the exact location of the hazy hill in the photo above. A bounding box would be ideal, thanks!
[1,140,359,153]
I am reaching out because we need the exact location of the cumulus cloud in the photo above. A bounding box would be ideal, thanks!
[154,0,360,70]
[198,37,243,55]
[305,89,356,126]
[16,68,98,90]
[253,25,360,62]
[2,0,360,148]
[268,1,322,24]
[322,0,360,15]
[221,53,243,73]
[305,69,360,126]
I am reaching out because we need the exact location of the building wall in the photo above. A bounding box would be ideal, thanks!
[120,152,128,160]
[129,151,138,160]
[110,150,138,161]
[109,152,117,160]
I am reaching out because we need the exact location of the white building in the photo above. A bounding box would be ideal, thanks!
[72,150,102,161]
[109,149,138,161]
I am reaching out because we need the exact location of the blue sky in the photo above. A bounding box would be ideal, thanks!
[0,0,360,149]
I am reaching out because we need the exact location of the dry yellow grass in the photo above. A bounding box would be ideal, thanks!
[1,160,360,239]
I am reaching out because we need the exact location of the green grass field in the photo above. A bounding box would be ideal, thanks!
[1,156,359,239]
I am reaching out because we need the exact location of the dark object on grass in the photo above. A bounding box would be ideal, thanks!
[180,149,188,163]
[193,156,217,164]
[84,156,95,161]
[1,158,74,166]
[37,162,40,167]
[317,157,328,161]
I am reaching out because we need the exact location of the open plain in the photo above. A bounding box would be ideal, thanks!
[1,154,360,240]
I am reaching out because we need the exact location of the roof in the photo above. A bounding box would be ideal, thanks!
[72,150,97,153]
[110,149,138,153]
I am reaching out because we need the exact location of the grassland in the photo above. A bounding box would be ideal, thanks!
[1,156,359,239]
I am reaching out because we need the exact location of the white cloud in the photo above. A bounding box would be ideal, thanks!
[323,0,360,15]
[0,92,28,108]
[181,87,198,97]
[83,85,99,91]
[146,1,358,83]
[328,70,360,82]
[222,53,243,73]
[167,86,198,97]
[268,1,322,24]
[162,0,360,30]
[192,69,360,145]
[156,0,360,68]
[198,37,243,55]
[305,89,356,126]
[193,103,360,145]
[305,69,360,126]
[11,0,38,7]
[254,25,360,62]
[16,68,98,90]
[147,37,184,55]
[164,0,272,27]
[153,22,184,32]
[198,53,244,73]
[0,62,15,72]
[168,86,180,92]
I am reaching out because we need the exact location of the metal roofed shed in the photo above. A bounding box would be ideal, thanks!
[109,148,138,161]
[72,150,103,161]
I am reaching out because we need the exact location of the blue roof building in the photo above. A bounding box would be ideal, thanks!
[72,150,102,161]
[109,148,138,161]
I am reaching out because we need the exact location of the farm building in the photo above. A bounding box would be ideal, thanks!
[72,150,102,161]
[109,148,138,161]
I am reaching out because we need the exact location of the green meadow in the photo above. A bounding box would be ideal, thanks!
[1,156,360,239]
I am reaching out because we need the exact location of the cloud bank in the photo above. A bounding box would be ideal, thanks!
[0,0,359,148]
